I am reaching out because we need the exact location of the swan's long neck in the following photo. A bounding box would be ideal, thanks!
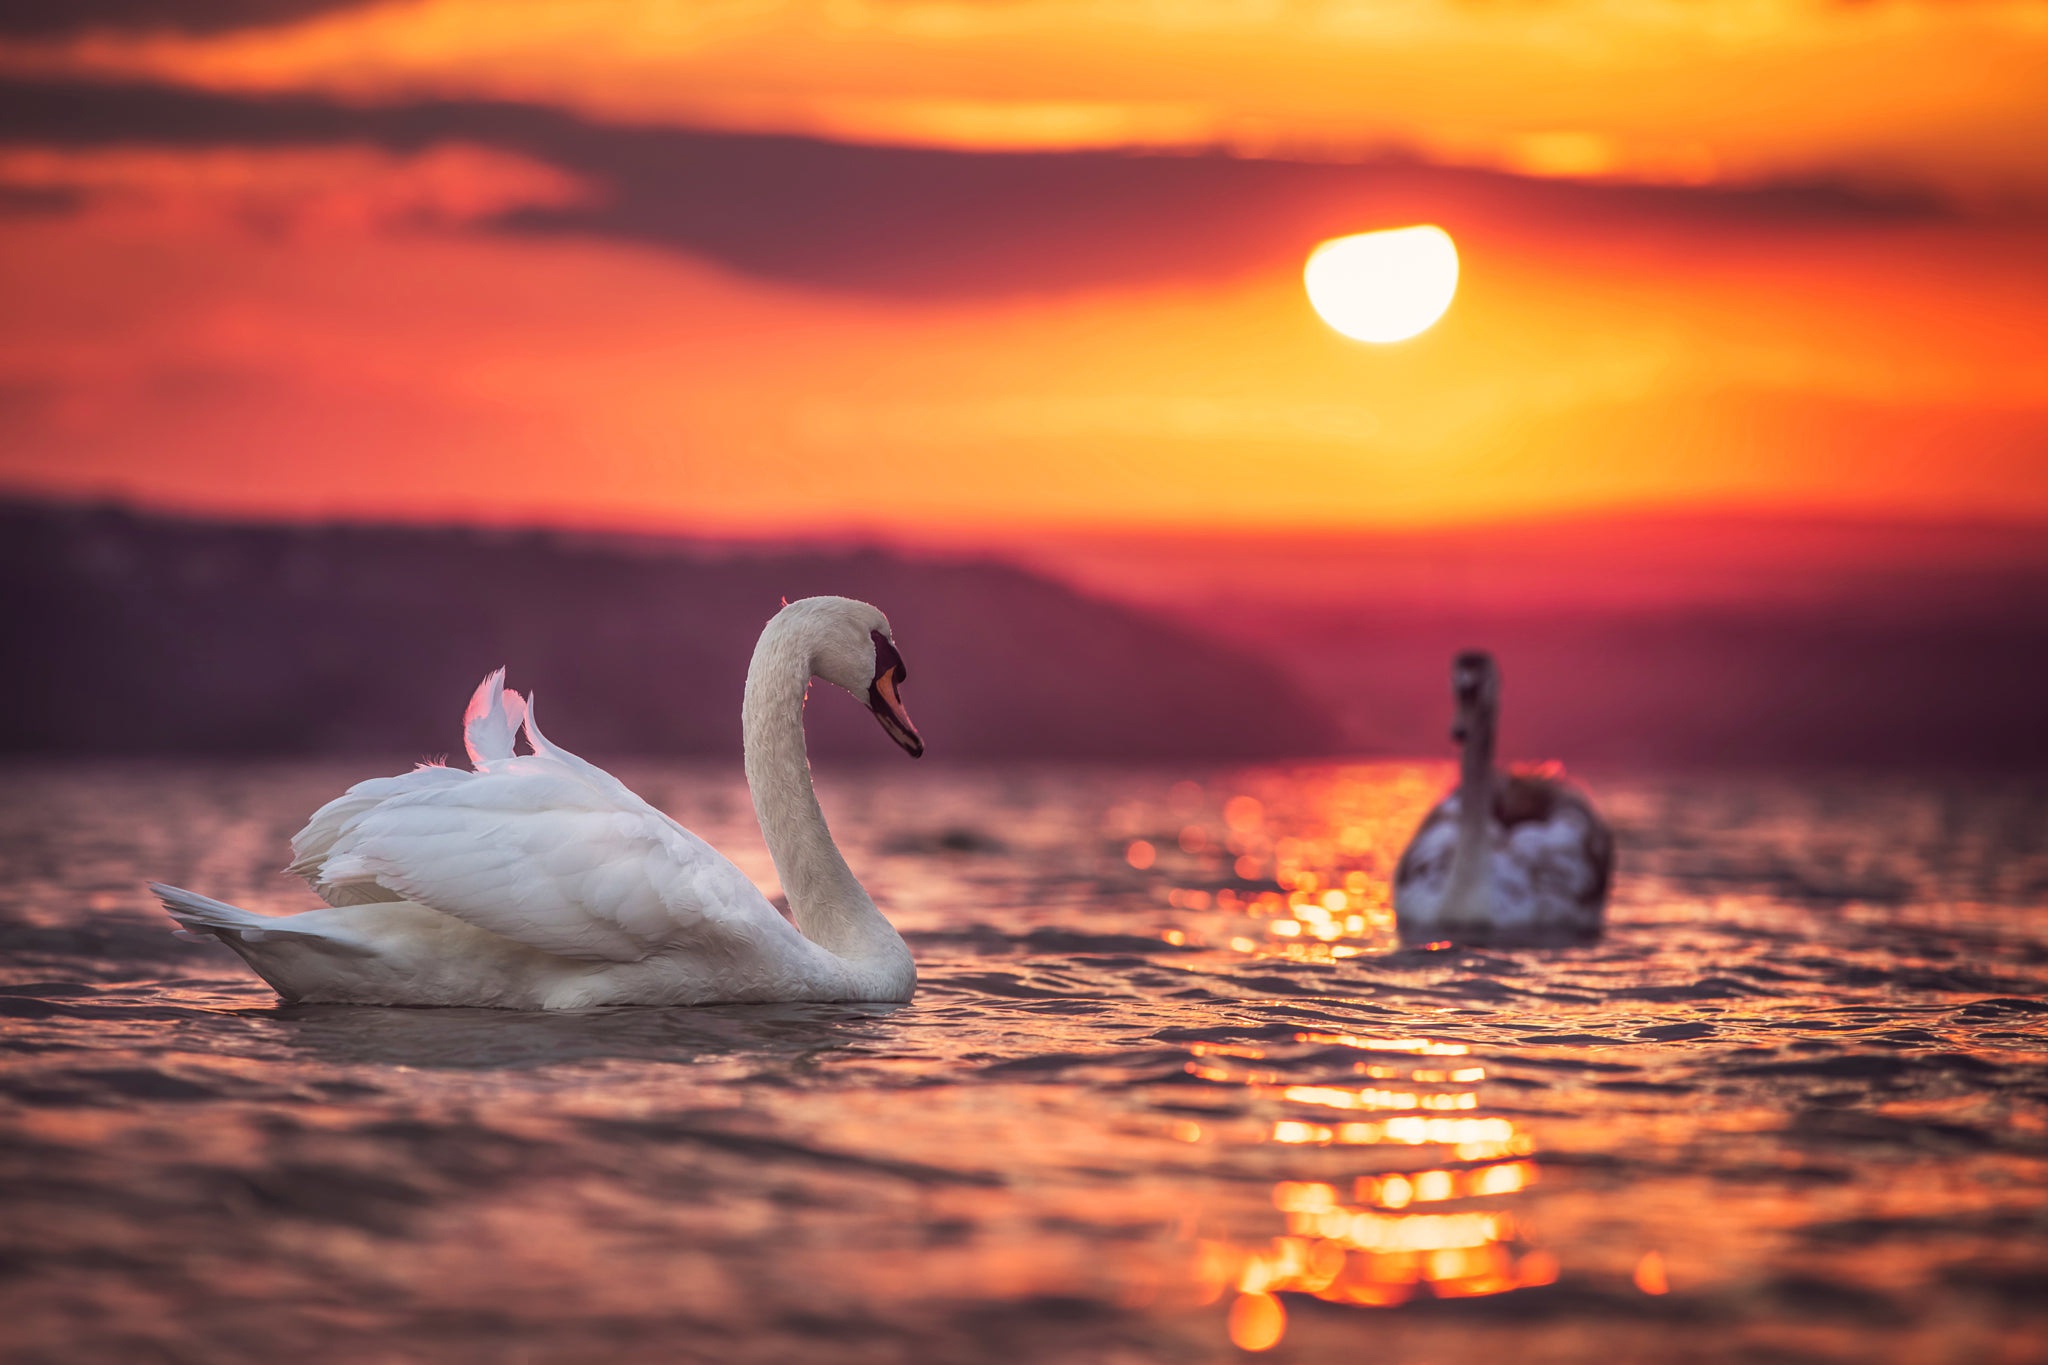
[1444,695,1498,924]
[742,615,913,977]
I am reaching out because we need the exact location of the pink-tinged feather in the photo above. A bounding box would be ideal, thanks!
[463,667,524,766]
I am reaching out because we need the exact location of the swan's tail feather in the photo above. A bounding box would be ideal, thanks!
[153,879,307,945]
[150,882,277,943]
[462,667,529,767]
[151,881,377,961]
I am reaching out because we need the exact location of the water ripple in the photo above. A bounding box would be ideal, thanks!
[0,760,2043,1363]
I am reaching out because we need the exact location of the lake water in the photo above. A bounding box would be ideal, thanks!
[2,760,2045,1364]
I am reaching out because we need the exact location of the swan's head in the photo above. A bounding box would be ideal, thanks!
[1449,649,1498,744]
[790,596,925,758]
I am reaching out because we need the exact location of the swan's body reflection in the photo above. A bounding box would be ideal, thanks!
[263,998,906,1070]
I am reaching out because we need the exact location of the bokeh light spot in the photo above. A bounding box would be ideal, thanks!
[1227,1291,1287,1351]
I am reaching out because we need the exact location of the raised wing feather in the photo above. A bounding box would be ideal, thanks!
[462,667,528,766]
[314,758,790,963]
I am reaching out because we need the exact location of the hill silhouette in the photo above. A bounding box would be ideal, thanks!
[0,502,1338,761]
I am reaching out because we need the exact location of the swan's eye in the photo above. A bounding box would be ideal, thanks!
[870,629,907,684]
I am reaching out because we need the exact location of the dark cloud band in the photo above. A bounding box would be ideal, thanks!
[0,0,364,38]
[0,77,1950,298]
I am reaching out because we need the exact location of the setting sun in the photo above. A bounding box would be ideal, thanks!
[1304,226,1460,344]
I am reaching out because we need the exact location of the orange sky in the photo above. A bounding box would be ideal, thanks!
[0,0,2043,537]
[11,0,2048,199]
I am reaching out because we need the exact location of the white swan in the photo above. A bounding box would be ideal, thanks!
[148,596,924,1009]
[1393,650,1613,944]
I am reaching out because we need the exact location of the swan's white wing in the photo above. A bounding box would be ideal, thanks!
[1504,806,1605,913]
[291,670,530,907]
[292,672,790,962]
[1392,794,1459,922]
[313,757,789,963]
[289,764,473,907]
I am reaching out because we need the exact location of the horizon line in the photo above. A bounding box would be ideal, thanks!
[11,486,2048,551]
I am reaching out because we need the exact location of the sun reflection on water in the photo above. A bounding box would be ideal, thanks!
[1113,766,1452,962]
[1114,770,1563,1349]
[1180,1032,1552,1351]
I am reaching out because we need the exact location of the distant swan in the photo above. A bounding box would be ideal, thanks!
[1393,650,1613,944]
[150,596,924,1008]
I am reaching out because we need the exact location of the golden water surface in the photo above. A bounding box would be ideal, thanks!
[1,760,2043,1363]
